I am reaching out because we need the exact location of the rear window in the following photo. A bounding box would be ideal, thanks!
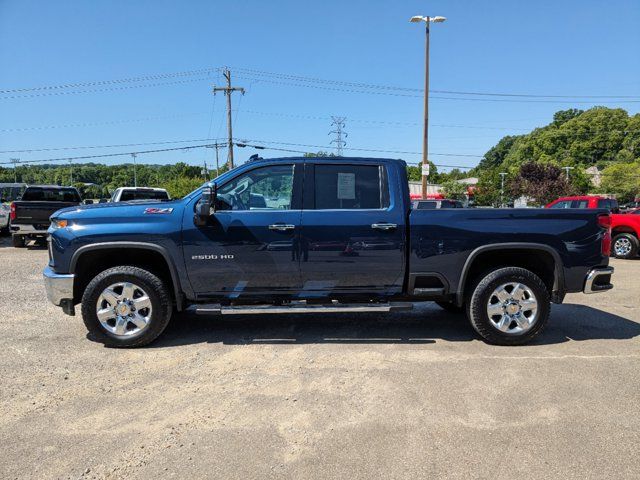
[314,164,388,210]
[414,201,437,209]
[21,187,81,202]
[571,200,589,208]
[120,190,169,202]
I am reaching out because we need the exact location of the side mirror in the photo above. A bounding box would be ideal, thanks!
[195,184,216,226]
[84,199,94,205]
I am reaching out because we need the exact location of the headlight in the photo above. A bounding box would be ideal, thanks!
[50,218,69,229]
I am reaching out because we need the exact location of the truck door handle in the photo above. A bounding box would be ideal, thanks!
[268,224,295,232]
[371,223,397,231]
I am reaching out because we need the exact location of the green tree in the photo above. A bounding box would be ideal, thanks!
[440,180,467,200]
[162,176,205,198]
[599,161,640,202]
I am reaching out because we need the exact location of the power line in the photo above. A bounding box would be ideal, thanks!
[0,138,226,154]
[0,77,215,100]
[0,67,221,94]
[0,112,209,133]
[236,76,640,104]
[232,67,640,100]
[0,143,226,166]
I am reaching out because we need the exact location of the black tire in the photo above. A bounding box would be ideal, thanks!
[435,301,464,314]
[466,267,550,346]
[81,266,173,347]
[611,233,639,259]
[12,234,26,248]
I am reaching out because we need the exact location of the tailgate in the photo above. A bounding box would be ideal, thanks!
[13,202,77,225]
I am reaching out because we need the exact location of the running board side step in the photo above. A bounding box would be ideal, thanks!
[190,302,414,316]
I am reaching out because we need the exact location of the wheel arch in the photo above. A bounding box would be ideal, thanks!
[456,243,564,307]
[70,242,184,310]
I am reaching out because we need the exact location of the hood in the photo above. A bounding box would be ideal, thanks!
[53,199,184,221]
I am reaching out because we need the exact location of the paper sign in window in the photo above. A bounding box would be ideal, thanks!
[337,173,356,200]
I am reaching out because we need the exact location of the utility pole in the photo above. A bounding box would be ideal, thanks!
[10,158,19,183]
[205,143,223,178]
[499,172,507,208]
[131,153,137,187]
[329,116,347,156]
[410,15,446,199]
[213,69,244,170]
[69,159,74,184]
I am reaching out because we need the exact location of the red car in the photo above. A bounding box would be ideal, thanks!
[611,210,640,259]
[545,195,620,212]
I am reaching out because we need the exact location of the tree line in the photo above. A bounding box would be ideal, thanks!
[2,107,638,204]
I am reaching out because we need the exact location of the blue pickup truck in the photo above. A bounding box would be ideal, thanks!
[44,157,614,347]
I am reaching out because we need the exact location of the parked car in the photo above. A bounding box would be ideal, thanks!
[110,187,170,202]
[10,185,82,248]
[0,202,10,234]
[545,195,620,213]
[412,199,464,209]
[620,201,640,212]
[610,210,640,259]
[44,157,613,347]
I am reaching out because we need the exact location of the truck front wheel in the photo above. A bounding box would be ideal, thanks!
[466,267,550,346]
[81,266,173,347]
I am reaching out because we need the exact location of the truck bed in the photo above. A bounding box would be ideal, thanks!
[408,208,609,296]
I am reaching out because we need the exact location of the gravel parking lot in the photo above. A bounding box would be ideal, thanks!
[0,234,638,479]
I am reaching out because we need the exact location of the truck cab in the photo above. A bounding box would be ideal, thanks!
[43,157,614,347]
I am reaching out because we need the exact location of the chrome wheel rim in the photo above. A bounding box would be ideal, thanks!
[486,282,538,335]
[614,238,632,257]
[96,282,152,337]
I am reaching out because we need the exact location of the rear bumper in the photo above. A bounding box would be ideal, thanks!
[11,224,49,235]
[43,266,74,306]
[583,267,614,294]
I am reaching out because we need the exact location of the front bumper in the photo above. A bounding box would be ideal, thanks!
[583,267,614,294]
[43,266,74,306]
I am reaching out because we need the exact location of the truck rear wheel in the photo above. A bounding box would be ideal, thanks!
[611,233,639,259]
[12,235,26,248]
[81,266,173,347]
[466,267,550,346]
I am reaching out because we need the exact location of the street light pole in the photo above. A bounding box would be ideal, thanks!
[563,166,574,181]
[10,158,19,183]
[411,15,446,199]
[131,153,137,187]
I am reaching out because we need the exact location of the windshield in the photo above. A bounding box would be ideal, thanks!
[21,187,81,202]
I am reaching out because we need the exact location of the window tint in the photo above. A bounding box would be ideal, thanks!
[217,164,293,211]
[414,201,437,210]
[22,187,80,202]
[597,199,611,210]
[314,164,387,209]
[120,190,169,201]
[572,200,589,208]
[549,200,571,209]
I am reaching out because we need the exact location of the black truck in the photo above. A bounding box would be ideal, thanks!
[10,185,82,247]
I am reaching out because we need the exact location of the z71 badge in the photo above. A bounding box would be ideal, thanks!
[144,207,174,215]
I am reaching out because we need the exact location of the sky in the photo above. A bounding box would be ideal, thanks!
[1,0,639,174]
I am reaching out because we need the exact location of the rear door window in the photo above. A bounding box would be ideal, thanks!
[313,164,388,210]
[571,200,589,208]
[549,200,571,209]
